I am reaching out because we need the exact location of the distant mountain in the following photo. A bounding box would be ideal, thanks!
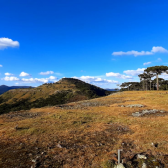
[105,88,119,91]
[0,78,113,114]
[0,85,34,95]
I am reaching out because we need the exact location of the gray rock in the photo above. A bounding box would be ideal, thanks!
[142,110,149,114]
[126,104,144,108]
[142,162,147,168]
[137,154,147,159]
[57,144,62,148]
[114,163,125,168]
[152,109,157,111]
[31,159,36,163]
[132,112,141,117]
[160,110,165,113]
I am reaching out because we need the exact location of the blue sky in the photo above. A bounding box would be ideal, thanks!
[1,0,168,88]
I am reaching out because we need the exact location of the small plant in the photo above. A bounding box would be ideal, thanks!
[102,160,116,168]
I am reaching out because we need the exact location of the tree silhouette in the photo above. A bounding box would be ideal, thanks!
[145,66,168,90]
[120,82,132,91]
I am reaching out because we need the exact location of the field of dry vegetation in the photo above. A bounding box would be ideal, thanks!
[0,91,168,167]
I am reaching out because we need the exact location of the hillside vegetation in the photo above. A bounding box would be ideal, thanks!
[0,91,168,167]
[0,78,112,114]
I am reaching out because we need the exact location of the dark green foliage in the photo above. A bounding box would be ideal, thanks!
[0,91,73,114]
[0,97,4,104]
[0,99,30,115]
[119,82,142,91]
[145,65,168,75]
[60,78,111,98]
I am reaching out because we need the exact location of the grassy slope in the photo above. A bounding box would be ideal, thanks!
[0,78,111,114]
[0,91,168,167]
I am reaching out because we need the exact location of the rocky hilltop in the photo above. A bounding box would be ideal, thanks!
[0,78,112,114]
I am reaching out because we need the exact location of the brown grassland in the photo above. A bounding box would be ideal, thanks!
[0,91,168,167]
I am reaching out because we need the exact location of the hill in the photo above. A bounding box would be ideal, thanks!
[0,91,168,167]
[0,78,112,114]
[105,88,118,91]
[0,85,33,95]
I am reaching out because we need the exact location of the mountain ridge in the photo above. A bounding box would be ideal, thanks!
[0,78,113,114]
[0,85,34,95]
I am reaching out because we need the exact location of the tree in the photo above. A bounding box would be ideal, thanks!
[145,66,168,90]
[159,79,168,90]
[128,82,141,90]
[144,72,155,90]
[138,73,147,90]
[152,78,165,90]
[120,82,132,91]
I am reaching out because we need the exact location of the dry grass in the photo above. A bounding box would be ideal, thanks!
[0,91,168,167]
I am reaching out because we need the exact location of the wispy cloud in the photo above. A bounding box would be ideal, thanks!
[143,62,151,65]
[123,68,145,76]
[0,65,2,67]
[19,72,31,77]
[39,71,54,75]
[157,58,162,62]
[55,72,62,76]
[112,46,168,56]
[106,72,133,79]
[73,76,118,85]
[2,76,19,81]
[5,72,14,76]
[0,37,19,49]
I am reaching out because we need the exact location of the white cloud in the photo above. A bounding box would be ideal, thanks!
[0,37,19,49]
[143,62,151,65]
[112,46,168,56]
[55,72,62,76]
[5,72,14,76]
[48,76,57,80]
[123,68,145,76]
[112,50,152,56]
[159,73,168,80]
[21,76,58,83]
[19,72,31,77]
[73,76,118,85]
[0,65,2,67]
[151,46,168,53]
[39,71,54,75]
[2,76,19,81]
[22,78,48,83]
[106,72,133,79]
